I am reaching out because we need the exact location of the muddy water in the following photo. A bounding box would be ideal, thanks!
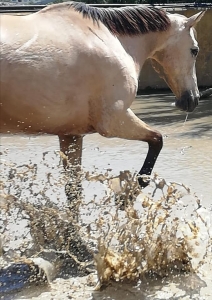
[0,92,212,299]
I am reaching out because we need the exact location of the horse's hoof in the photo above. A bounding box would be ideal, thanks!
[137,176,150,189]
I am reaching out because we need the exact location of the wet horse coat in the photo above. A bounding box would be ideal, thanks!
[0,3,204,187]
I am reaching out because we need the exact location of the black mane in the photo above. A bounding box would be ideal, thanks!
[43,2,170,36]
[70,2,170,35]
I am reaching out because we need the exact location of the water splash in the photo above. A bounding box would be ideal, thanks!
[0,155,211,296]
[83,171,211,288]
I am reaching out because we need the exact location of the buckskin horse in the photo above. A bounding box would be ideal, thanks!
[0,2,205,188]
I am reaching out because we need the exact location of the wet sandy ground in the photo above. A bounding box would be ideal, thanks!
[1,92,212,299]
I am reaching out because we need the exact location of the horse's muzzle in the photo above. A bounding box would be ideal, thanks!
[175,91,199,112]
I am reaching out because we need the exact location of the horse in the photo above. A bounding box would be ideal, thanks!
[0,2,205,188]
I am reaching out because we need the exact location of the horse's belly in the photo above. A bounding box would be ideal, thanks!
[0,84,92,135]
[0,108,93,135]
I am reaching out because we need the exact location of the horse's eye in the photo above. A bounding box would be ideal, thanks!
[191,48,199,57]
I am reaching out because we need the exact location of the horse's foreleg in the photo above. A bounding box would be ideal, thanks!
[97,108,163,188]
[58,135,83,168]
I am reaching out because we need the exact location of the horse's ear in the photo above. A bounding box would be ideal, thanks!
[185,11,205,29]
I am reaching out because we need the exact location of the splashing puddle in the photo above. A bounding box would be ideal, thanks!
[0,156,211,300]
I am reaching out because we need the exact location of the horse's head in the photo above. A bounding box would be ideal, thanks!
[151,11,205,112]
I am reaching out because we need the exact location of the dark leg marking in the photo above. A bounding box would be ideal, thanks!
[138,133,163,188]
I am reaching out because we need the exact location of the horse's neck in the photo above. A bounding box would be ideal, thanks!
[118,31,167,77]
